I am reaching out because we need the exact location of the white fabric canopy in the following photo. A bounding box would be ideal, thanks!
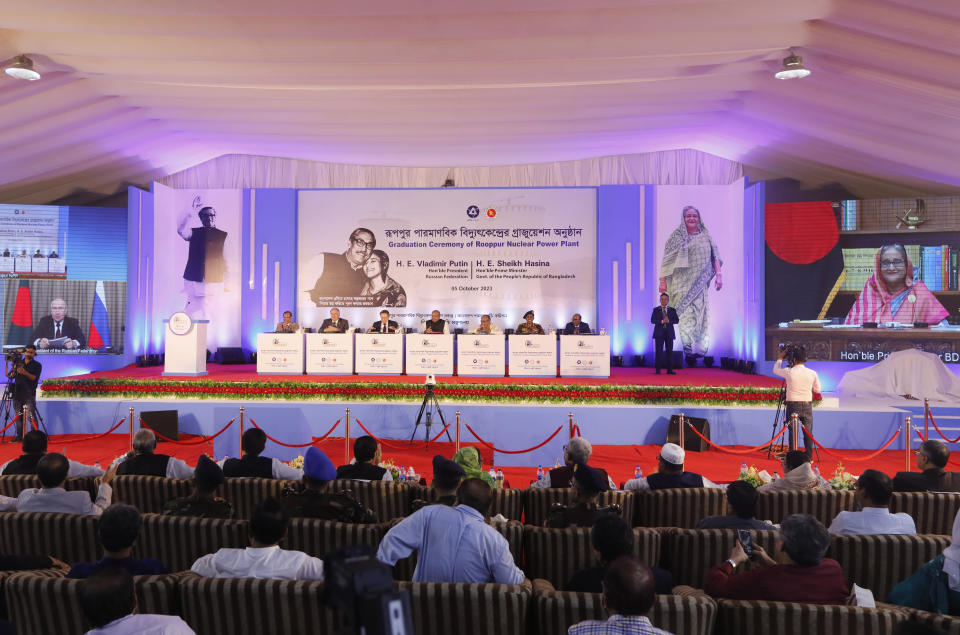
[838,348,960,403]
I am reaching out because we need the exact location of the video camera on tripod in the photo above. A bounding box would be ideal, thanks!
[4,347,24,366]
[778,342,805,366]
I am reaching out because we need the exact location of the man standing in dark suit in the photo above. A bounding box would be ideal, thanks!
[32,298,86,349]
[893,439,960,492]
[651,293,679,375]
[368,310,399,333]
[563,314,591,335]
[319,308,349,333]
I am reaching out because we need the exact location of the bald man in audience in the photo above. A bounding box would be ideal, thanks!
[113,429,195,478]
[893,439,960,492]
[568,556,671,635]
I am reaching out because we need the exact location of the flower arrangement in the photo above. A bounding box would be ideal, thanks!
[379,458,401,482]
[288,455,304,469]
[737,465,772,488]
[828,463,857,490]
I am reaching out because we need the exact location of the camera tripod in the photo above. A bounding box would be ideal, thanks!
[410,384,452,445]
[767,379,820,463]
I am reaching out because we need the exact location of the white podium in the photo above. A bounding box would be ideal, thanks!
[559,335,611,377]
[256,332,305,374]
[457,335,506,376]
[163,313,209,376]
[356,333,404,374]
[508,334,558,377]
[406,334,454,376]
[306,332,354,374]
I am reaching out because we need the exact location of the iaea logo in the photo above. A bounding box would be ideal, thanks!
[466,205,480,218]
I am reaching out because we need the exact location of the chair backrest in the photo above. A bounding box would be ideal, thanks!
[715,598,906,635]
[896,606,960,635]
[110,475,193,513]
[755,489,856,527]
[4,572,181,635]
[890,492,960,536]
[135,514,249,572]
[0,475,96,500]
[281,518,387,560]
[328,480,413,521]
[178,572,343,634]
[633,488,726,528]
[522,488,633,527]
[408,485,524,521]
[218,477,292,520]
[522,526,660,588]
[532,589,717,635]
[0,512,100,563]
[397,581,530,635]
[827,533,952,602]
[661,528,779,588]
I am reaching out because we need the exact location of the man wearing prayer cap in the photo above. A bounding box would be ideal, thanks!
[163,454,232,518]
[412,455,466,511]
[280,447,376,523]
[624,442,720,491]
[547,462,621,528]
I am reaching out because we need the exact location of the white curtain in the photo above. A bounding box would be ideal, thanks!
[159,149,742,189]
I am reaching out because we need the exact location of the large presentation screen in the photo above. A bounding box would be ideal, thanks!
[297,188,597,332]
[0,205,127,355]
[764,199,959,363]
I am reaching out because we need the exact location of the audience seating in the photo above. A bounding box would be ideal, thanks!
[754,489,856,528]
[410,485,523,521]
[522,488,634,527]
[135,514,249,572]
[110,475,193,513]
[0,475,96,501]
[633,488,726,528]
[522,526,660,588]
[397,580,531,635]
[0,512,100,563]
[660,529,780,588]
[714,598,906,635]
[219,477,291,519]
[328,479,415,521]
[890,491,960,536]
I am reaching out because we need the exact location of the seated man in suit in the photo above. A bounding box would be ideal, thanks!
[563,313,592,335]
[80,568,195,634]
[32,297,86,350]
[67,504,167,578]
[530,436,616,490]
[274,310,299,333]
[894,439,960,492]
[423,309,449,334]
[336,435,392,481]
[280,446,376,523]
[113,429,195,478]
[164,455,232,519]
[624,443,721,491]
[319,307,349,333]
[368,309,399,333]
[221,428,303,480]
[1,453,116,515]
[0,430,103,477]
[469,314,501,335]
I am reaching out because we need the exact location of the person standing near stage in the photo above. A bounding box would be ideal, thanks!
[6,344,41,442]
[773,344,820,457]
[650,293,679,375]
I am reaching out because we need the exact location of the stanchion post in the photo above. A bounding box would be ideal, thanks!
[22,404,30,431]
[905,416,912,472]
[344,408,351,465]
[789,413,799,452]
[455,411,461,453]
[239,407,245,450]
[569,413,574,440]
[678,412,685,450]
[129,407,135,450]
[924,399,930,441]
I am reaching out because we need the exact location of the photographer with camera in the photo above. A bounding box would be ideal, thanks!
[5,344,41,442]
[773,344,820,457]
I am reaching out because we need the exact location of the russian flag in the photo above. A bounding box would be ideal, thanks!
[89,281,111,350]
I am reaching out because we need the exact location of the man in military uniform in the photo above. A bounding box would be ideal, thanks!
[280,446,376,523]
[547,462,621,529]
[163,454,232,518]
[412,455,465,512]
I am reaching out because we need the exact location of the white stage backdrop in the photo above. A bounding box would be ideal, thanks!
[298,188,597,331]
[152,184,242,348]
[654,180,744,357]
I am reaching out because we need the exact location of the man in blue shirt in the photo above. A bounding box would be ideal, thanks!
[376,478,526,585]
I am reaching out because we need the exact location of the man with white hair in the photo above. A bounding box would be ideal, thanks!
[531,436,617,490]
[112,429,195,478]
[624,443,721,491]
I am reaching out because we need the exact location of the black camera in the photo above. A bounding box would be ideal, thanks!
[323,546,413,635]
[779,343,805,365]
[4,349,23,364]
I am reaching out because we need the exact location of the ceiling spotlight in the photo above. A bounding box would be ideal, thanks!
[4,55,41,81]
[774,52,810,80]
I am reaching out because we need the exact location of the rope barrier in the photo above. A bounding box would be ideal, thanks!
[465,424,564,454]
[140,417,234,446]
[354,419,450,450]
[249,418,341,448]
[61,418,127,444]
[804,426,902,462]
[928,411,960,444]
[0,415,19,436]
[683,424,789,455]
[572,424,581,437]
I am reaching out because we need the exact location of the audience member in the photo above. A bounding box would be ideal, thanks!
[191,497,324,580]
[280,446,376,523]
[547,462,620,528]
[889,508,960,615]
[114,429,194,478]
[377,478,526,584]
[566,515,673,595]
[569,556,673,635]
[220,428,303,480]
[2,453,116,515]
[163,455,232,518]
[704,513,848,604]
[531,436,616,490]
[828,469,916,535]
[68,504,167,578]
[696,481,777,530]
[758,450,829,492]
[80,567,195,634]
[894,440,960,493]
[411,455,465,512]
[453,446,495,487]
[335,435,392,481]
[624,443,720,491]
[0,430,103,477]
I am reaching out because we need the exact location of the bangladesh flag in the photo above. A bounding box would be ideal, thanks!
[6,280,33,347]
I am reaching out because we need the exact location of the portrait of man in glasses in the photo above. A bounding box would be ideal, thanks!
[308,227,377,306]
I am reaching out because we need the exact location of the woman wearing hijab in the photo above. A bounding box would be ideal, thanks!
[845,244,948,326]
[658,205,722,357]
[452,446,494,486]
[888,508,960,614]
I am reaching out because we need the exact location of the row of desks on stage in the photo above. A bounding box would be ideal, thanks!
[255,332,610,378]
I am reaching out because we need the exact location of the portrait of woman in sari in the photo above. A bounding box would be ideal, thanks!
[844,244,948,326]
[658,205,722,357]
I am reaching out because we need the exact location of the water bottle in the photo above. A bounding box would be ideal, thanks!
[489,466,497,484]
[407,466,416,482]
[398,465,406,483]
[740,462,748,476]
[634,464,642,479]
[496,469,504,486]
[537,465,544,481]
[813,464,821,477]
[773,471,780,480]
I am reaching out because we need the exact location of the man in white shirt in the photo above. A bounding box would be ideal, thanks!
[191,497,324,580]
[828,469,916,536]
[3,452,117,515]
[112,429,195,479]
[81,567,194,634]
[0,430,104,477]
[773,344,821,457]
[219,428,303,480]
[469,314,502,335]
